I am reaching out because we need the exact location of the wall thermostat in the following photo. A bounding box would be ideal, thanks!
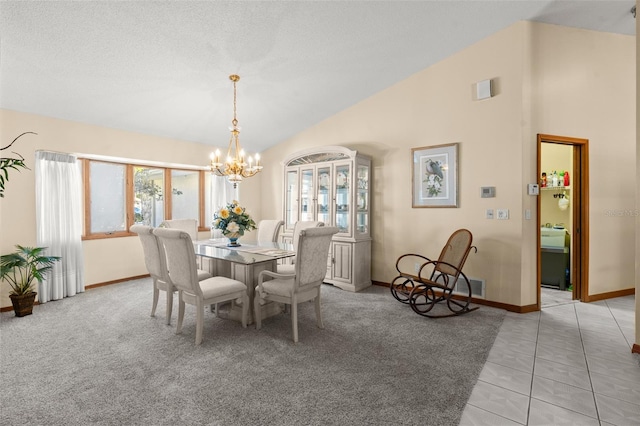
[480,186,495,198]
[528,183,539,195]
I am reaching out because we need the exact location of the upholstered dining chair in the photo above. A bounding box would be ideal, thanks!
[256,219,284,243]
[159,219,198,241]
[131,225,212,325]
[153,227,248,345]
[255,226,338,343]
[277,220,324,274]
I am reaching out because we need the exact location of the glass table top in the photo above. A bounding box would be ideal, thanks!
[193,239,295,265]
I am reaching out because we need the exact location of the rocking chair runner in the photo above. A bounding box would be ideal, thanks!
[390,229,478,318]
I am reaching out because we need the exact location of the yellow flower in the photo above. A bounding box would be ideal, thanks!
[219,208,230,219]
[233,205,243,215]
[232,200,240,205]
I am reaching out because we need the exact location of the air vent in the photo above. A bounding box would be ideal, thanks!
[449,275,485,299]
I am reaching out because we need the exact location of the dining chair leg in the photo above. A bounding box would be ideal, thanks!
[165,289,173,325]
[291,296,299,343]
[151,279,159,317]
[241,293,248,328]
[176,293,185,335]
[195,299,204,345]
[254,293,262,330]
[314,292,324,329]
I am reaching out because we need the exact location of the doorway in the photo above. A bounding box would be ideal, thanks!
[537,134,589,308]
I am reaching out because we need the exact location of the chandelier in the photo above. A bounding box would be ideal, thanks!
[210,74,263,187]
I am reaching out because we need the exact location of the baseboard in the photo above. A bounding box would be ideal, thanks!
[374,280,533,313]
[583,287,635,303]
[85,274,150,290]
[1,274,150,312]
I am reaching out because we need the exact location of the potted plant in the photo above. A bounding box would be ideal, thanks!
[1,132,36,198]
[0,245,60,316]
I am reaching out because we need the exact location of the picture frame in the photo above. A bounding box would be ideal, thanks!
[412,143,459,208]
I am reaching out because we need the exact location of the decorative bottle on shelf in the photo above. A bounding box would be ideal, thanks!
[559,171,565,187]
[564,171,570,187]
[551,171,558,187]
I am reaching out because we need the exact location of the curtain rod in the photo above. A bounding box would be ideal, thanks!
[71,152,207,171]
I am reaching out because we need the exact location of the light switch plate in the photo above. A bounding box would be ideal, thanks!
[496,209,509,220]
[486,209,494,219]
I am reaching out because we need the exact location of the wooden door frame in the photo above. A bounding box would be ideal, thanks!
[537,134,589,308]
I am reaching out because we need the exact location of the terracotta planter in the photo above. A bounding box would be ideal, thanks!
[9,292,37,317]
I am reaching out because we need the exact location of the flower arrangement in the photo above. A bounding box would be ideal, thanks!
[212,200,257,238]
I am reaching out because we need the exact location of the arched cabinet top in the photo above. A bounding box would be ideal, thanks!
[283,146,358,167]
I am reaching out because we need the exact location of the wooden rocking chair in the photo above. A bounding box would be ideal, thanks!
[390,229,478,318]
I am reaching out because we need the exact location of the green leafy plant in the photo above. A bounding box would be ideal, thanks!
[0,245,60,295]
[0,132,37,198]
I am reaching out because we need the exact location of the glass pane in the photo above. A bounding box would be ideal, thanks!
[287,151,350,166]
[357,164,369,234]
[204,173,212,229]
[90,162,126,233]
[285,170,298,231]
[171,170,199,222]
[335,164,350,233]
[134,167,165,226]
[300,169,313,222]
[317,167,331,225]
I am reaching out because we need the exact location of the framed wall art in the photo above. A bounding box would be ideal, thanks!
[412,143,459,208]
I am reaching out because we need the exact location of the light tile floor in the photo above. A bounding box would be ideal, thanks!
[460,291,639,426]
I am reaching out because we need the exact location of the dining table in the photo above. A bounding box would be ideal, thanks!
[193,238,296,324]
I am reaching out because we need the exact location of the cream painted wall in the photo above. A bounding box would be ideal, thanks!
[1,21,634,311]
[528,23,636,297]
[261,21,635,308]
[0,109,240,308]
[262,23,529,306]
[635,0,639,350]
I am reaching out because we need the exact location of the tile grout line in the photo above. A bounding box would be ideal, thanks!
[524,309,543,425]
[604,298,634,351]
[575,302,602,424]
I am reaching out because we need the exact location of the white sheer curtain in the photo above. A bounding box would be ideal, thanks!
[35,151,84,303]
[210,175,238,238]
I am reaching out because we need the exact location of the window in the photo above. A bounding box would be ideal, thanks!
[170,170,199,221]
[86,161,127,235]
[134,166,165,227]
[82,159,221,239]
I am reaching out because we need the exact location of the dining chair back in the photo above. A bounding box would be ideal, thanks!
[277,220,324,274]
[153,227,248,344]
[255,226,339,343]
[160,219,198,241]
[256,219,284,243]
[130,224,174,324]
[292,220,324,251]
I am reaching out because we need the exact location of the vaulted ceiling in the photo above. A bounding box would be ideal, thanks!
[0,1,635,153]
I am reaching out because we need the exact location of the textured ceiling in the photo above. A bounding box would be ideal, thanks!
[0,1,635,154]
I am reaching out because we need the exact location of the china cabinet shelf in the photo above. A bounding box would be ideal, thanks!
[283,146,372,292]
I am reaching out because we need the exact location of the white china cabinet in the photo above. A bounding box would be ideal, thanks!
[282,146,371,292]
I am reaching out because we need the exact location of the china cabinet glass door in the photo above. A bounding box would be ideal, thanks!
[285,170,298,231]
[334,163,350,234]
[356,163,369,234]
[300,168,314,222]
[316,167,331,225]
